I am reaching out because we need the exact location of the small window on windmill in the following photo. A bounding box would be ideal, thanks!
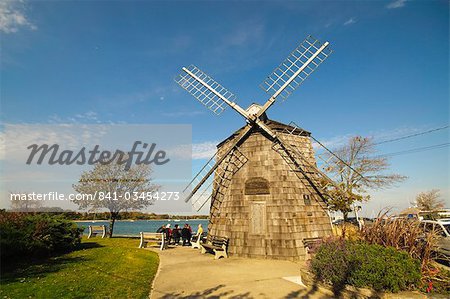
[303,194,311,205]
[250,201,266,235]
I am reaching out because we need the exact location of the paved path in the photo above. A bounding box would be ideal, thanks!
[149,246,431,299]
[149,246,333,299]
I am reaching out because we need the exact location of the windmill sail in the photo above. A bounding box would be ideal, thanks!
[208,147,247,216]
[285,121,366,184]
[183,124,253,211]
[184,154,215,211]
[185,147,248,211]
[260,35,332,101]
[271,138,333,206]
[175,65,237,115]
[270,122,368,205]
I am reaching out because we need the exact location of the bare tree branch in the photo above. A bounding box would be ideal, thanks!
[413,189,445,212]
[73,157,159,237]
[324,136,407,220]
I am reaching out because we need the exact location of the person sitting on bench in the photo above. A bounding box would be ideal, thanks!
[191,224,203,243]
[181,223,192,246]
[165,224,172,244]
[156,225,166,234]
[172,224,181,245]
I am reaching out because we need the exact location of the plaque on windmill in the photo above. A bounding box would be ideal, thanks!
[175,35,366,261]
[245,177,270,195]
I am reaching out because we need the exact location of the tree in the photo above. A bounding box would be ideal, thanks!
[414,189,444,212]
[9,192,43,212]
[323,136,406,221]
[73,158,159,237]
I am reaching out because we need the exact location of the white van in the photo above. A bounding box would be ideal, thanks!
[421,219,450,261]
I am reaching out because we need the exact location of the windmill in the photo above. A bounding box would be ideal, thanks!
[175,35,359,260]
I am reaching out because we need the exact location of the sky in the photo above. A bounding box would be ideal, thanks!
[1,0,449,215]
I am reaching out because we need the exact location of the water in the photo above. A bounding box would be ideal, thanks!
[75,219,209,236]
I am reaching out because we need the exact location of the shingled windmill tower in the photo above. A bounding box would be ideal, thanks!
[175,35,354,260]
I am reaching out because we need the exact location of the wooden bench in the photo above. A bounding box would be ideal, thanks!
[191,232,208,249]
[200,235,229,259]
[139,232,167,250]
[87,225,106,238]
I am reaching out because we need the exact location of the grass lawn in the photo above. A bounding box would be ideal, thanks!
[0,237,159,299]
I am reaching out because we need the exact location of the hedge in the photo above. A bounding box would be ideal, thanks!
[310,238,421,293]
[0,212,83,264]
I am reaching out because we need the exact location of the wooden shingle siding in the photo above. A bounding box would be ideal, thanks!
[209,122,332,261]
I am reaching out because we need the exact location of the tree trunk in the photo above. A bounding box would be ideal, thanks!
[109,213,118,237]
[343,211,349,222]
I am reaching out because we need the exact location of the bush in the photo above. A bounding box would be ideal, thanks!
[0,212,83,263]
[310,238,421,293]
[360,215,438,270]
[349,242,421,292]
[308,238,350,293]
[359,213,448,294]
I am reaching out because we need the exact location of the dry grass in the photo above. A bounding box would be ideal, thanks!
[359,211,449,292]
[360,214,437,267]
[332,223,360,240]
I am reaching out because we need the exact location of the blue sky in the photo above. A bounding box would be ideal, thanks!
[1,0,449,215]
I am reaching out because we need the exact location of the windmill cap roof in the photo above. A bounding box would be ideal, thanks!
[217,118,311,148]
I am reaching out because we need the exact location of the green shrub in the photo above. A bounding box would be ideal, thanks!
[349,242,421,292]
[0,212,83,263]
[309,238,351,293]
[24,214,83,255]
[0,212,28,260]
[310,238,421,293]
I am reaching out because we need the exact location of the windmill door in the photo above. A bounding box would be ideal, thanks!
[250,201,267,235]
[249,201,267,257]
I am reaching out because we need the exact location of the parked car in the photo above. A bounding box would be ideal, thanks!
[332,219,344,225]
[421,219,450,237]
[421,219,450,263]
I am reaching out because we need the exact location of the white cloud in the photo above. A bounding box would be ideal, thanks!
[165,144,192,160]
[192,141,218,160]
[343,17,356,26]
[75,111,99,122]
[163,141,218,160]
[312,133,354,151]
[0,0,37,34]
[49,110,101,124]
[0,124,111,161]
[386,0,407,9]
